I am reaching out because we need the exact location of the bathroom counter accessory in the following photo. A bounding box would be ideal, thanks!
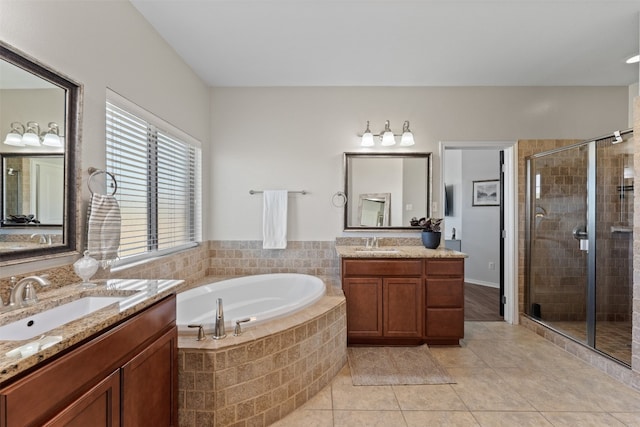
[0,278,183,386]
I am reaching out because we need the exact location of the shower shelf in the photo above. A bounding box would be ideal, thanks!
[611,226,632,233]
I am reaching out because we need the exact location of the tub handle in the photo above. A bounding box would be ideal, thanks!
[188,324,206,341]
[233,318,252,336]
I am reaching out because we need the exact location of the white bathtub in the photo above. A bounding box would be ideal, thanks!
[176,273,326,333]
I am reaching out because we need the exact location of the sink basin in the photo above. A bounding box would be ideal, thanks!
[354,248,400,254]
[0,296,125,341]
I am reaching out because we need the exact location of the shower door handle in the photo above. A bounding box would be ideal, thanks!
[572,225,588,240]
[572,225,589,251]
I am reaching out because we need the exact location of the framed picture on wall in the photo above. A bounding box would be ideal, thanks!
[472,179,500,206]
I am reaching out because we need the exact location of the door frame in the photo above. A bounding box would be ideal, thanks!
[439,141,518,324]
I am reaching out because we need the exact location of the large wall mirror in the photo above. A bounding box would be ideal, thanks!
[344,152,432,230]
[0,42,80,263]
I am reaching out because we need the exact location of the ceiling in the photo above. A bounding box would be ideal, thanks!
[130,0,640,87]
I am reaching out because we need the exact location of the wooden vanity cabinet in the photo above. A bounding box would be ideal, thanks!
[342,259,423,345]
[425,259,465,345]
[0,295,177,427]
[342,257,465,346]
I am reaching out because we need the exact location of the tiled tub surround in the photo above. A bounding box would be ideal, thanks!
[208,240,339,277]
[177,276,347,427]
[0,278,183,386]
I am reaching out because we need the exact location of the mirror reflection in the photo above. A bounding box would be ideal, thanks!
[0,42,79,261]
[3,155,64,225]
[358,193,390,226]
[344,152,432,230]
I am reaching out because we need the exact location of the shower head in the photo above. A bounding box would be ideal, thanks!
[7,168,20,176]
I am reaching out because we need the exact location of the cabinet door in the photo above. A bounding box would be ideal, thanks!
[425,309,464,338]
[343,278,383,338]
[383,278,422,338]
[43,370,120,427]
[122,327,178,427]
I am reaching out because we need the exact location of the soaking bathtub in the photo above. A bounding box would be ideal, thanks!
[176,273,326,333]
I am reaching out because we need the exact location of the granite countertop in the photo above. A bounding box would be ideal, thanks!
[335,245,467,259]
[0,278,183,386]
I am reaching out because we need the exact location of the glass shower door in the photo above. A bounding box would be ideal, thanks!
[526,133,633,366]
[526,144,590,346]
[594,137,633,365]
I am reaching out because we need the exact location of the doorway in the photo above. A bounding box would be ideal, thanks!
[440,141,517,324]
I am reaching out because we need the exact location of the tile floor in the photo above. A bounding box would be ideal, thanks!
[551,320,632,366]
[272,321,640,427]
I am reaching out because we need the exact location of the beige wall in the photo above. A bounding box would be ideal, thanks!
[0,0,210,275]
[209,86,629,241]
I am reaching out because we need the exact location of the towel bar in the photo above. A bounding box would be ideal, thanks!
[249,189,307,195]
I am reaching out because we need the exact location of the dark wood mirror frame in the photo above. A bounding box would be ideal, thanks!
[343,152,432,231]
[0,41,81,264]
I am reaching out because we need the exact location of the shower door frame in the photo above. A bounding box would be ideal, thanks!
[525,129,633,356]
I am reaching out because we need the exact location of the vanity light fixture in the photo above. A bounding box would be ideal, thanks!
[42,122,62,147]
[399,121,415,146]
[361,121,375,147]
[358,120,415,147]
[626,54,639,64]
[3,122,25,146]
[22,121,41,146]
[3,121,62,147]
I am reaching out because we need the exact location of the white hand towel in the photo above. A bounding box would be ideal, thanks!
[263,190,288,249]
[87,193,121,261]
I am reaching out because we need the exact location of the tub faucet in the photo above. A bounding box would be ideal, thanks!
[212,298,226,339]
[233,318,252,336]
[9,275,50,307]
[31,233,52,245]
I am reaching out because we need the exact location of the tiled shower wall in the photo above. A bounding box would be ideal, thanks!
[520,137,634,322]
[526,145,588,321]
[517,139,581,315]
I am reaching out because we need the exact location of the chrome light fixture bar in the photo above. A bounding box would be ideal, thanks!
[3,121,62,147]
[358,120,415,147]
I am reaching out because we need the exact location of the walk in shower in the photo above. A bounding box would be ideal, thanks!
[525,130,634,366]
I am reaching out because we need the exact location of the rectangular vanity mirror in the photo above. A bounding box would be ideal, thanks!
[344,152,432,230]
[0,42,81,263]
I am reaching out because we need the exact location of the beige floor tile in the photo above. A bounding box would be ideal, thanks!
[541,411,627,426]
[333,410,407,427]
[496,367,597,411]
[270,409,334,427]
[393,384,467,411]
[403,410,479,426]
[610,412,640,426]
[472,411,552,426]
[332,383,400,410]
[331,363,354,386]
[464,340,532,368]
[429,346,489,368]
[448,367,534,411]
[303,384,333,410]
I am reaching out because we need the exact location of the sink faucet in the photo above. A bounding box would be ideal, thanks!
[364,237,379,249]
[31,233,52,245]
[9,275,50,307]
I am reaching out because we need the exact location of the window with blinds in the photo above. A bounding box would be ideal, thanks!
[105,95,201,263]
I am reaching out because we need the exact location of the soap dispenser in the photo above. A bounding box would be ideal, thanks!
[73,250,99,288]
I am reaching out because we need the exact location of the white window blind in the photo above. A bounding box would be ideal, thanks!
[106,95,201,264]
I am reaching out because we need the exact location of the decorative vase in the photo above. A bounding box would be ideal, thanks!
[73,250,99,288]
[421,231,441,249]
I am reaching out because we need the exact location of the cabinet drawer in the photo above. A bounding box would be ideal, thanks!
[426,278,463,307]
[425,259,464,276]
[343,259,422,277]
[425,309,464,338]
[0,295,176,427]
